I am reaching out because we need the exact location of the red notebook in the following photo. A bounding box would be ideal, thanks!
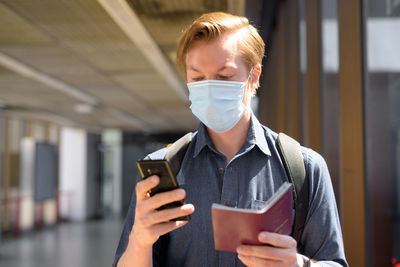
[211,182,293,253]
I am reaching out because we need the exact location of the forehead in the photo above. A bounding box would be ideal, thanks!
[185,33,245,71]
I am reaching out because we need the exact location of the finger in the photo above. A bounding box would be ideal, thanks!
[136,175,159,201]
[139,204,195,226]
[237,245,296,262]
[149,220,189,237]
[258,232,297,248]
[142,188,186,212]
[238,254,277,267]
[133,220,189,247]
[237,245,276,260]
[153,204,195,223]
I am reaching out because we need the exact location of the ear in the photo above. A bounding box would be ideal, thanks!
[249,63,262,94]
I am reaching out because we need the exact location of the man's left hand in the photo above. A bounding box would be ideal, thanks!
[236,232,305,267]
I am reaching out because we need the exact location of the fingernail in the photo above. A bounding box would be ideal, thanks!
[183,204,194,212]
[260,232,268,240]
[150,176,158,183]
[176,189,185,197]
[176,221,188,227]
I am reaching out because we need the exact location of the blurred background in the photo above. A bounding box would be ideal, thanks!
[0,0,398,266]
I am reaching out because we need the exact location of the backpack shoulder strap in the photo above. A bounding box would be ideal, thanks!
[164,132,193,177]
[277,132,309,250]
[165,131,309,250]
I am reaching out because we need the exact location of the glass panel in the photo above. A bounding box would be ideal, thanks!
[298,0,307,143]
[363,0,400,265]
[320,0,341,209]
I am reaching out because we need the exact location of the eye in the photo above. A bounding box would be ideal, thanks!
[190,76,205,82]
[217,74,233,80]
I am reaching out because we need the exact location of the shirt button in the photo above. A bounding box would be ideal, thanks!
[218,168,225,174]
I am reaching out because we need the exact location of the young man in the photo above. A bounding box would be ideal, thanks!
[113,12,348,267]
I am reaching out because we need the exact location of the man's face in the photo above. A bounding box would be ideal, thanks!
[185,32,255,106]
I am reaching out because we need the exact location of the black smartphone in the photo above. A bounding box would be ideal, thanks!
[136,159,190,221]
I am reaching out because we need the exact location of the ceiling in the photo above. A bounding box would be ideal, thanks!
[0,0,245,133]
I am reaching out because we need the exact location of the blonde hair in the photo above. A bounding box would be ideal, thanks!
[176,12,265,80]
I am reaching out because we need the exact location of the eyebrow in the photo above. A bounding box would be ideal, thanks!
[187,65,235,72]
[187,65,200,72]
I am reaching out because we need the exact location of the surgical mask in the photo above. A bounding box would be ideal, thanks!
[187,79,248,132]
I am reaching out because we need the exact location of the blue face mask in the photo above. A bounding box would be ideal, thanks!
[187,80,248,132]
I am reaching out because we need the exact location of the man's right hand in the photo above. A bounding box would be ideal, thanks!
[130,175,195,249]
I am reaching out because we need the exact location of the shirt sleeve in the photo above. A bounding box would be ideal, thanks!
[112,174,138,267]
[112,174,169,267]
[112,148,168,267]
[300,148,348,267]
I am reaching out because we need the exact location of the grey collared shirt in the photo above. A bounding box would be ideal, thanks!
[113,115,348,267]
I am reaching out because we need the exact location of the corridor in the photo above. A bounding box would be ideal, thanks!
[0,217,124,267]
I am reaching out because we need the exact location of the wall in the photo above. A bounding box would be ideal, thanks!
[101,129,122,215]
[59,127,87,221]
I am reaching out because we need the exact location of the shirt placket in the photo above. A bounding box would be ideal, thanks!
[218,158,243,267]
[219,160,238,207]
[211,146,252,267]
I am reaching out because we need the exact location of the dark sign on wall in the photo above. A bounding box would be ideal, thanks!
[34,142,57,202]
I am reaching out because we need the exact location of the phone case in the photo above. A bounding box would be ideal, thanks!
[136,159,190,221]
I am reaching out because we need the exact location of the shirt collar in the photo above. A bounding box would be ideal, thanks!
[193,112,271,158]
[193,122,213,158]
[245,112,271,156]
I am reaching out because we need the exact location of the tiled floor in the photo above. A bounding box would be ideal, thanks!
[0,217,124,267]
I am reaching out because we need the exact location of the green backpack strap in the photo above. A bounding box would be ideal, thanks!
[165,132,193,177]
[277,132,308,251]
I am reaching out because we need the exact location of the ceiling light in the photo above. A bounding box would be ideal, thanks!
[0,52,99,106]
[74,104,94,114]
[97,0,189,103]
[106,107,151,132]
[0,52,148,130]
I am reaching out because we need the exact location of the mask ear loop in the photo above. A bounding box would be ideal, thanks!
[247,68,253,82]
[241,68,255,110]
[246,68,257,97]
